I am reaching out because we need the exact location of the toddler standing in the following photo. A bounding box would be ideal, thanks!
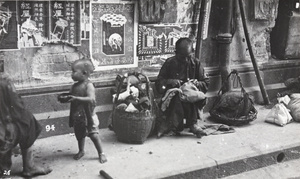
[67,59,107,163]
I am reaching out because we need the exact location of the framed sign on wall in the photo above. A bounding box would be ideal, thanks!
[90,0,138,70]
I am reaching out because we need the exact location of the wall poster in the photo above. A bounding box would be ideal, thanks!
[17,1,49,48]
[137,0,201,56]
[0,1,18,50]
[50,1,81,45]
[160,0,201,24]
[138,24,198,55]
[90,0,137,70]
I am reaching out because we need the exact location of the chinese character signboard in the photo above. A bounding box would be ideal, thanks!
[81,0,90,39]
[0,1,18,50]
[50,1,81,45]
[17,1,49,47]
[90,1,137,70]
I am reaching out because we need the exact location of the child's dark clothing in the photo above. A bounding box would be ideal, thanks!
[69,80,99,140]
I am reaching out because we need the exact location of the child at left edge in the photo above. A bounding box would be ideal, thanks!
[66,59,107,163]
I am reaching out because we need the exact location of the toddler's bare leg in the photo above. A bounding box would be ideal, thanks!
[90,133,107,163]
[73,138,85,160]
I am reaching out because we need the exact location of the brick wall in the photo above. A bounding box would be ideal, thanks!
[31,44,84,83]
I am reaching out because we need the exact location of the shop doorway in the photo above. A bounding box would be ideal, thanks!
[270,0,300,59]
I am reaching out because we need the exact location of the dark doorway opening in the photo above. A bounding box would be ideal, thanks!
[270,0,300,60]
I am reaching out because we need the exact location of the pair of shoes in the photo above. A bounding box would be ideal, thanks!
[189,124,206,138]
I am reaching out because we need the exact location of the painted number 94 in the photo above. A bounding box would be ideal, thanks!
[45,125,55,132]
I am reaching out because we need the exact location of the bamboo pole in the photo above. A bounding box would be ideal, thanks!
[237,0,270,105]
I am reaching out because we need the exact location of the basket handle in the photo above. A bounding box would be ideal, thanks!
[217,69,246,96]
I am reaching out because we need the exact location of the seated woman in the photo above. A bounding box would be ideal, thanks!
[155,38,210,138]
[0,73,52,177]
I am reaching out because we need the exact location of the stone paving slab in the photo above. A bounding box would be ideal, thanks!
[9,105,300,179]
[223,159,300,179]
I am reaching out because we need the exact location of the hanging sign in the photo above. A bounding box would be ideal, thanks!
[202,0,212,40]
[81,0,90,39]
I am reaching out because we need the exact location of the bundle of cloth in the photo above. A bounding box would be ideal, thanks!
[279,76,300,96]
[160,81,206,112]
[111,73,151,113]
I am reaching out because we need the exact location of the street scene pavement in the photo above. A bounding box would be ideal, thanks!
[224,159,300,179]
[8,105,300,179]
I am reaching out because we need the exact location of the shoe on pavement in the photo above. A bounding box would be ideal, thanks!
[189,124,206,138]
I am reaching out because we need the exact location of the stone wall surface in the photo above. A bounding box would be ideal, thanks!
[31,44,83,83]
[0,0,281,89]
[227,0,279,65]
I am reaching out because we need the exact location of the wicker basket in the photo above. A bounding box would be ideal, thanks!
[209,70,257,126]
[210,105,257,126]
[112,72,155,144]
[113,109,154,144]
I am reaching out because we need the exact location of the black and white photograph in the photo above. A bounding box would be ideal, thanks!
[0,0,299,179]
